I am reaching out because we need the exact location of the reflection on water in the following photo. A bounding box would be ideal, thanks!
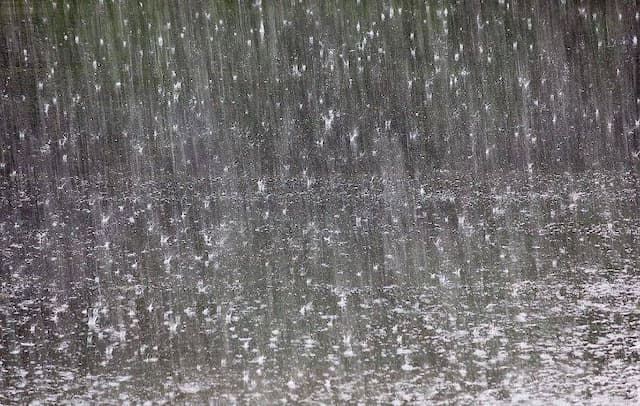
[1,171,639,403]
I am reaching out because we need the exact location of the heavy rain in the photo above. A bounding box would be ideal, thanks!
[1,0,639,404]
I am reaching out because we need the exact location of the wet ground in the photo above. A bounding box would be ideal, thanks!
[1,170,639,404]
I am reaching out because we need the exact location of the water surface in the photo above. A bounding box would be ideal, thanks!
[1,0,640,404]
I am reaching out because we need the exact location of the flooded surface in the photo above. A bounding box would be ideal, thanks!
[2,0,640,404]
[2,170,640,404]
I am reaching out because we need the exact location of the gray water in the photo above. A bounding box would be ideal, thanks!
[1,1,640,404]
